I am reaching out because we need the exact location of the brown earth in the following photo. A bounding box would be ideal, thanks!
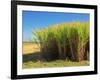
[23,42,40,54]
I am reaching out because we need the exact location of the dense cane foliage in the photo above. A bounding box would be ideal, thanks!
[32,22,89,61]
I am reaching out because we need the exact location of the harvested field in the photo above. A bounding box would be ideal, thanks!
[23,42,40,54]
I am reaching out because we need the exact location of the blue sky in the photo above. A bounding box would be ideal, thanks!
[22,11,89,41]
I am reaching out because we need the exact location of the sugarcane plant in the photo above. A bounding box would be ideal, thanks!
[32,22,90,61]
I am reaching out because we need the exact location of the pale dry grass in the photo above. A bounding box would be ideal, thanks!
[23,42,40,54]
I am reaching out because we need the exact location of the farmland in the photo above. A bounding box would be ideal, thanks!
[23,42,40,54]
[23,60,89,69]
[23,22,90,69]
[22,42,89,69]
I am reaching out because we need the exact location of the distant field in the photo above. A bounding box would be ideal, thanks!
[23,42,40,54]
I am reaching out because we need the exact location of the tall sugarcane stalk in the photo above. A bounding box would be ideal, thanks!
[32,22,89,61]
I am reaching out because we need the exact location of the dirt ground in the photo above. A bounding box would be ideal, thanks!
[23,42,40,54]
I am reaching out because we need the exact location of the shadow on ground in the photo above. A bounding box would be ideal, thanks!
[23,52,59,63]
